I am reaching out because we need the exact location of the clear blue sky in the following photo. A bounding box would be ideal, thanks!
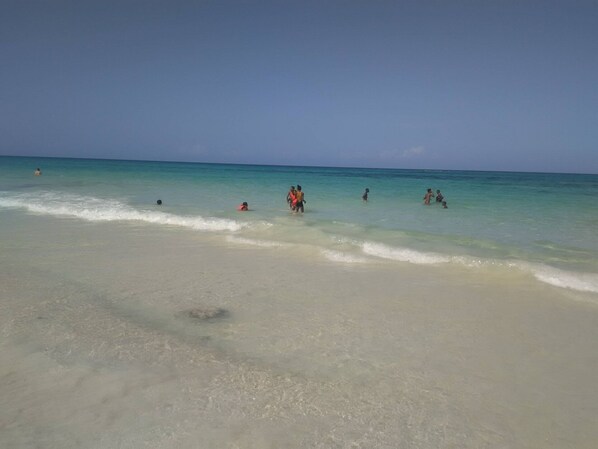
[1,0,597,173]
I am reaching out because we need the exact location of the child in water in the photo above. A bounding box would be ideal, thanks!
[362,188,369,201]
[237,201,249,211]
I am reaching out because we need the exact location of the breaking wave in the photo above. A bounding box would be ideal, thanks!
[527,265,598,294]
[360,241,598,294]
[0,191,246,232]
[361,242,450,264]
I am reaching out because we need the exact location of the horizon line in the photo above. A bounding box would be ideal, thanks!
[1,154,596,176]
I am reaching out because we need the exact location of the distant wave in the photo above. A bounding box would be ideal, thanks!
[0,191,245,232]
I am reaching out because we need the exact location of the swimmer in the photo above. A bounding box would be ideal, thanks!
[423,188,433,205]
[237,201,249,211]
[442,201,448,209]
[34,168,41,176]
[362,188,369,201]
[435,189,444,203]
[156,199,162,205]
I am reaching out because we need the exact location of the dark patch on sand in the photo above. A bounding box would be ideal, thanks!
[182,306,228,321]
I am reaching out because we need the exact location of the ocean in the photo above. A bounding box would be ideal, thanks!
[2,156,597,292]
[2,155,598,448]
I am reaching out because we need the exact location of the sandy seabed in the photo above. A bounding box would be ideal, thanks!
[1,213,598,449]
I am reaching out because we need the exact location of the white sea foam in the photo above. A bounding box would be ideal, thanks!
[226,236,289,248]
[361,242,451,265]
[360,241,598,294]
[0,192,245,232]
[321,250,370,264]
[526,265,598,294]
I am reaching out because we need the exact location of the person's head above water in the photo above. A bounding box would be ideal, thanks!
[156,199,162,205]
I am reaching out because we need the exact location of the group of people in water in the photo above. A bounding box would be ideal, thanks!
[160,186,448,211]
[238,184,308,213]
[423,188,447,208]
[362,186,447,208]
[35,166,445,211]
[164,185,446,212]
[285,185,306,213]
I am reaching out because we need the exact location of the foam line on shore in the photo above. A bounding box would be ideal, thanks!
[360,241,598,294]
[526,265,598,294]
[361,242,451,264]
[226,236,290,248]
[321,250,370,264]
[0,192,246,232]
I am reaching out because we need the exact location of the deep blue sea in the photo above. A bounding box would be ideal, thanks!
[2,156,597,293]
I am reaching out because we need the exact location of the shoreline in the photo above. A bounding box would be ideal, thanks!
[1,214,598,448]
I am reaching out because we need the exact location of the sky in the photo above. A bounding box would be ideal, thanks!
[1,0,597,173]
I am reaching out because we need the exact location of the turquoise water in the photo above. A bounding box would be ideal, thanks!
[2,156,597,292]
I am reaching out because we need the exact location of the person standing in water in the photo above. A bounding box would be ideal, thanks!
[435,189,444,203]
[423,188,434,205]
[362,188,369,201]
[34,168,42,176]
[286,186,296,210]
[294,185,305,213]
